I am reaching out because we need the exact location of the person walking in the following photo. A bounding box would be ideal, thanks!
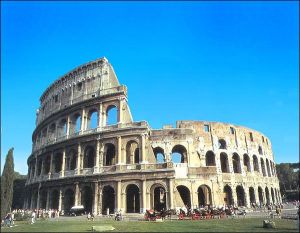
[31,211,36,224]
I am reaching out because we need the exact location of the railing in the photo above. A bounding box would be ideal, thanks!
[64,170,75,177]
[81,168,93,175]
[188,166,217,175]
[51,172,60,179]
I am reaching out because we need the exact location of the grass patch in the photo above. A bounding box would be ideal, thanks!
[1,218,298,232]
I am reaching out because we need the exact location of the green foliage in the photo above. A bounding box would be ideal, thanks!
[13,212,31,221]
[1,148,15,219]
[276,163,299,199]
[12,173,27,210]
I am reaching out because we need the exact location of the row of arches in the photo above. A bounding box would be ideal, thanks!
[217,139,265,156]
[35,105,118,146]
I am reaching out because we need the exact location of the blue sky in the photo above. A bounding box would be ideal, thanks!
[1,1,299,175]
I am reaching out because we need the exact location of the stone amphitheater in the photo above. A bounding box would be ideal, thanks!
[24,57,282,215]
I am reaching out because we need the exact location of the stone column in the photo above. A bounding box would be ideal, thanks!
[142,180,147,213]
[49,152,54,176]
[58,188,63,211]
[117,181,122,212]
[244,186,250,207]
[95,140,100,172]
[93,182,99,215]
[40,160,44,177]
[140,134,146,163]
[80,108,86,132]
[117,136,122,164]
[168,179,174,209]
[98,183,102,215]
[118,98,123,124]
[34,157,38,179]
[98,103,103,128]
[61,148,66,177]
[75,183,80,206]
[77,144,81,175]
[232,186,237,206]
[37,186,41,209]
[66,115,70,137]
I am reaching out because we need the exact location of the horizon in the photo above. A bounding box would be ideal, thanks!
[1,1,299,175]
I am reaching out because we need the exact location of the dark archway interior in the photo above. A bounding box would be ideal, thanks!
[126,184,140,213]
[197,185,211,207]
[177,185,191,208]
[105,144,115,166]
[51,190,59,209]
[249,187,256,204]
[81,186,93,213]
[102,186,115,215]
[223,186,233,206]
[134,148,140,164]
[39,190,47,209]
[64,189,75,213]
[258,187,263,204]
[265,187,270,205]
[220,153,229,173]
[54,153,62,173]
[205,151,216,166]
[84,147,95,168]
[236,186,245,206]
[153,187,166,211]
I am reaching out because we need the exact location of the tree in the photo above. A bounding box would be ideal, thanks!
[1,148,15,219]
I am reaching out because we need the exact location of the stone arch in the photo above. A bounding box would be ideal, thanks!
[126,140,140,164]
[265,187,270,205]
[223,185,233,206]
[176,185,191,208]
[64,188,75,213]
[261,158,266,176]
[57,118,67,137]
[39,189,47,209]
[104,143,116,166]
[197,185,212,207]
[106,105,118,125]
[243,154,251,172]
[266,159,271,177]
[258,186,264,205]
[150,183,167,211]
[271,187,275,204]
[232,153,241,173]
[54,152,63,173]
[171,145,187,163]
[205,151,216,166]
[48,123,56,141]
[102,185,115,215]
[70,112,81,134]
[258,146,263,155]
[253,155,259,172]
[87,108,98,129]
[81,185,93,213]
[83,145,95,168]
[50,189,59,210]
[67,149,77,171]
[153,147,165,163]
[44,155,51,174]
[249,187,256,204]
[126,184,140,213]
[220,152,230,173]
[218,139,227,149]
[236,185,245,206]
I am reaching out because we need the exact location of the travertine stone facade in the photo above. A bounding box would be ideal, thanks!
[24,57,281,215]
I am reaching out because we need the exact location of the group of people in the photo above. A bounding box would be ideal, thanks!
[1,212,14,227]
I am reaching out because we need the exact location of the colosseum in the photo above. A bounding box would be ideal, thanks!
[24,57,282,215]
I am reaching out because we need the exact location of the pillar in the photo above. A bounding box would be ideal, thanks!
[93,182,99,215]
[244,186,250,207]
[232,186,237,206]
[118,98,123,124]
[34,157,38,179]
[77,144,81,175]
[140,134,146,163]
[142,180,147,213]
[75,183,80,206]
[168,179,174,209]
[61,148,66,177]
[98,182,102,215]
[117,181,122,212]
[49,152,54,176]
[95,140,100,172]
[40,160,44,177]
[58,188,63,211]
[80,108,86,132]
[66,115,70,137]
[98,103,103,128]
[117,136,122,164]
[37,187,40,209]
[46,189,50,210]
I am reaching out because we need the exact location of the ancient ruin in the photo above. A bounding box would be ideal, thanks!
[24,57,281,215]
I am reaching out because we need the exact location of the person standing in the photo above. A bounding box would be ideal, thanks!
[31,211,36,224]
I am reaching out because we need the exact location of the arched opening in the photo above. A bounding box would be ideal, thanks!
[171,145,187,163]
[249,187,256,204]
[271,188,275,204]
[151,185,166,211]
[258,186,264,205]
[102,186,115,215]
[83,146,95,168]
[32,191,38,209]
[265,187,270,205]
[176,185,191,208]
[253,155,259,172]
[39,189,47,209]
[266,159,271,177]
[48,123,56,141]
[223,185,233,206]
[50,190,59,210]
[126,141,139,164]
[153,147,165,163]
[68,149,77,170]
[87,109,98,129]
[64,189,75,214]
[220,152,230,173]
[258,146,263,155]
[261,158,266,176]
[218,139,227,149]
[75,114,81,133]
[57,118,67,137]
[69,113,81,135]
[197,185,212,207]
[243,154,251,172]
[37,159,42,176]
[54,153,63,173]
[104,143,116,166]
[236,185,245,207]
[205,151,216,166]
[44,155,51,174]
[81,186,93,214]
[107,105,118,125]
[232,153,241,173]
[126,184,140,213]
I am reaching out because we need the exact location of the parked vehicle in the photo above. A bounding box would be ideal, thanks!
[69,205,85,216]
